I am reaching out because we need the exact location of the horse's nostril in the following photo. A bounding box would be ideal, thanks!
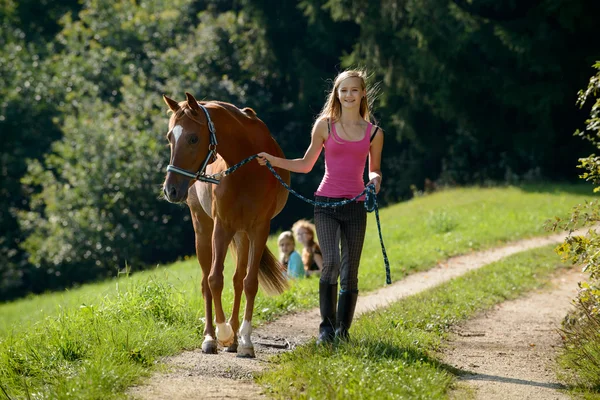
[168,186,177,199]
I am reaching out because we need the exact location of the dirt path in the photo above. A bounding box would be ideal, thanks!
[128,230,585,400]
[442,268,583,400]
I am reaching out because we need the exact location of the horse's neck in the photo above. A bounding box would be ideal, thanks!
[212,109,254,166]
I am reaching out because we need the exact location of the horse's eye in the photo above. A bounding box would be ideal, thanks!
[189,135,199,145]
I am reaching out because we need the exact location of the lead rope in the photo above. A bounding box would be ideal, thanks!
[204,154,392,284]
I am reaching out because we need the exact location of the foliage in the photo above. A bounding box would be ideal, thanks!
[323,0,600,195]
[2,0,600,298]
[18,94,195,290]
[552,62,600,391]
[0,12,67,298]
[10,0,283,296]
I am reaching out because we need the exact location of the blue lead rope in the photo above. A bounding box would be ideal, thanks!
[206,154,392,285]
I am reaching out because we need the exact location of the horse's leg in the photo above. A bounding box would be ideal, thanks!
[238,223,270,358]
[224,232,249,353]
[198,234,218,354]
[210,219,236,347]
[189,197,218,354]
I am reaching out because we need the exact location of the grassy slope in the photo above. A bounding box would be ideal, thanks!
[0,184,594,398]
[2,184,590,334]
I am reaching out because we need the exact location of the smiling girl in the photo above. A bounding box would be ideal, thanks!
[257,69,384,344]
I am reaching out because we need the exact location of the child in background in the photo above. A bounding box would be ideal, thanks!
[292,219,323,277]
[278,231,304,279]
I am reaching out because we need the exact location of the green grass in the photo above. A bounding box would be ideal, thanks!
[556,289,600,398]
[257,245,568,399]
[0,184,595,398]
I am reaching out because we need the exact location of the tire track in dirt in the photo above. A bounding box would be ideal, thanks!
[128,229,586,400]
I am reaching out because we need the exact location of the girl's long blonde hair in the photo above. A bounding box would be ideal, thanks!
[316,69,378,124]
[291,219,321,270]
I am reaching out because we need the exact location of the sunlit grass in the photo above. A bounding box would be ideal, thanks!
[0,184,595,398]
[257,246,568,399]
[2,184,593,334]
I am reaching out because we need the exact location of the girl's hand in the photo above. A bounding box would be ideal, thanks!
[257,152,274,166]
[368,176,381,194]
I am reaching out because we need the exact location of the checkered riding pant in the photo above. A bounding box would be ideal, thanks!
[314,196,367,292]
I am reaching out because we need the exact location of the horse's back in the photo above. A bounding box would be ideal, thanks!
[194,102,289,223]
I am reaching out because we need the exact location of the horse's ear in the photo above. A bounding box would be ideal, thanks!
[163,95,180,112]
[185,92,201,111]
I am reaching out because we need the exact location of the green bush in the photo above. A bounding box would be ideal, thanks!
[13,0,278,295]
[18,98,194,290]
[552,61,600,391]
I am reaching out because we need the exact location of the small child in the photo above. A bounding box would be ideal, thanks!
[278,231,304,279]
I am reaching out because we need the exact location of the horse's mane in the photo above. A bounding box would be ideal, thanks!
[169,101,258,124]
[241,107,257,117]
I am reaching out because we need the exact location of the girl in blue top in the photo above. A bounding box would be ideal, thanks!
[278,231,304,279]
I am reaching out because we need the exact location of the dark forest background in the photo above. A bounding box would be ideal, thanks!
[2,0,600,300]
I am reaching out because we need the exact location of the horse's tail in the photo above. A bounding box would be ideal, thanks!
[258,246,289,295]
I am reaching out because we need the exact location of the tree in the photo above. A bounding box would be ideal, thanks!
[0,5,67,297]
[19,95,195,290]
[16,0,295,293]
[324,0,600,194]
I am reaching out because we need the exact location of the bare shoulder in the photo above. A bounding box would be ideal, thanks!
[371,125,384,139]
[312,118,329,142]
[370,125,384,148]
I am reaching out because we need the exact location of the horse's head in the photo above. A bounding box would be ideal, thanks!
[162,92,218,203]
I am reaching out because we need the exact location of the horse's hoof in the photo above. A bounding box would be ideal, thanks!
[237,345,255,358]
[225,338,238,353]
[202,339,218,354]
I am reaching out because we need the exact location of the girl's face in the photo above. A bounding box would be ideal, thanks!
[337,77,365,110]
[296,229,313,245]
[278,238,295,256]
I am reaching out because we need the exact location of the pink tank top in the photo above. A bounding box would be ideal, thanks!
[315,121,372,200]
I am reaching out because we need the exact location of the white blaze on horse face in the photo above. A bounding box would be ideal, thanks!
[172,125,183,144]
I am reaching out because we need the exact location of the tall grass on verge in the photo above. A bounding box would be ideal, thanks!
[257,246,568,400]
[0,277,202,399]
[557,283,600,393]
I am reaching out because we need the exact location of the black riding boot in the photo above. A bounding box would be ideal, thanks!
[335,290,358,341]
[316,281,337,345]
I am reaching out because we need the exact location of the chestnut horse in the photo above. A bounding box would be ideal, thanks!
[162,93,290,357]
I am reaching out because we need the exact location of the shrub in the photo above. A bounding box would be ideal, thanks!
[551,62,600,390]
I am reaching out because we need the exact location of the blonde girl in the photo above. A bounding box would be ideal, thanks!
[277,231,304,279]
[257,69,384,344]
[291,219,323,277]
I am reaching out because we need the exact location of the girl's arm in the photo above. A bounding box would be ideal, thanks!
[257,118,328,174]
[313,252,323,271]
[367,127,384,193]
